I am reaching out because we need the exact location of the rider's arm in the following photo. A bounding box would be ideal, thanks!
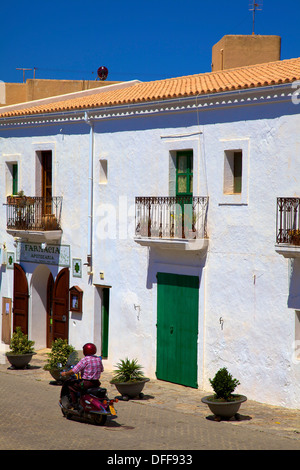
[61,357,85,377]
[61,369,75,377]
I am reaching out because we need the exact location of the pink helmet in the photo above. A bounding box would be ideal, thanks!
[83,343,97,356]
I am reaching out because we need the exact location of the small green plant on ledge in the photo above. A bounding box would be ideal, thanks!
[7,327,35,355]
[209,367,241,402]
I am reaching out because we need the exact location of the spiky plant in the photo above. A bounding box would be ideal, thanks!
[111,358,145,383]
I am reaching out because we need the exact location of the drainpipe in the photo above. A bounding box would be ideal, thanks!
[84,111,93,275]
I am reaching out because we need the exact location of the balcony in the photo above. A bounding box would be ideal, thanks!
[134,196,208,251]
[275,197,300,258]
[5,195,63,242]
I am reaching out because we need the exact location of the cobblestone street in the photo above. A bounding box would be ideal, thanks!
[0,351,299,452]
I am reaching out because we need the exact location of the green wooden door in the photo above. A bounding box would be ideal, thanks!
[176,151,193,237]
[176,151,193,198]
[101,288,110,358]
[156,272,199,388]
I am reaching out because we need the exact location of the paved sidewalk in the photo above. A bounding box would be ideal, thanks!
[0,348,299,444]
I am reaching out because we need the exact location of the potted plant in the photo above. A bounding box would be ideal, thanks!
[7,190,35,206]
[110,357,149,400]
[201,367,247,420]
[43,338,76,383]
[5,327,36,369]
[7,190,35,230]
[288,229,300,246]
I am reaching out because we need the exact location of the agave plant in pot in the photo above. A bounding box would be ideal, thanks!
[201,367,247,420]
[5,327,36,369]
[43,338,77,383]
[110,358,150,400]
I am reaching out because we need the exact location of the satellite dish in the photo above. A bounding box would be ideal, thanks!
[97,66,108,81]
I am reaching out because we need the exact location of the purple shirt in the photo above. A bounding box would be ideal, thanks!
[72,355,104,380]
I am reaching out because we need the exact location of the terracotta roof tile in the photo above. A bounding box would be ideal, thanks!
[1,57,300,118]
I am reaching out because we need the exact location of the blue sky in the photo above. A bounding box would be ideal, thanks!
[1,0,299,84]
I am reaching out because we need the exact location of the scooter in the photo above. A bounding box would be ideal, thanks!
[58,352,118,426]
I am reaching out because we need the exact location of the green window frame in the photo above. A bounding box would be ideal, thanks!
[12,164,18,195]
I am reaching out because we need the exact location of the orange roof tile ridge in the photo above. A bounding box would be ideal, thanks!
[0,79,142,114]
[143,57,300,84]
[1,57,300,119]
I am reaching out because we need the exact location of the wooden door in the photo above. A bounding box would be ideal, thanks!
[52,268,69,342]
[176,151,193,198]
[42,150,52,215]
[2,297,12,344]
[13,263,29,334]
[46,273,54,348]
[156,272,199,388]
[176,151,193,237]
[101,288,110,358]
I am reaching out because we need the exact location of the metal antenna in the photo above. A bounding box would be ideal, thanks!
[249,1,263,35]
[16,67,32,83]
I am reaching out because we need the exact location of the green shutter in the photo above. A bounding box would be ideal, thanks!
[156,273,199,388]
[12,164,18,195]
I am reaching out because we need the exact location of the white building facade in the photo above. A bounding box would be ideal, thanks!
[1,61,300,408]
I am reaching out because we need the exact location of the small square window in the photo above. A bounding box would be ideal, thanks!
[223,150,242,195]
[99,159,108,184]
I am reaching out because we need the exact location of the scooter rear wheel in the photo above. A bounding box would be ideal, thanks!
[92,414,107,426]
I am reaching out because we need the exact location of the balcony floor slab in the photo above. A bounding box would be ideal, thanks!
[275,244,300,258]
[134,237,208,251]
[7,229,63,243]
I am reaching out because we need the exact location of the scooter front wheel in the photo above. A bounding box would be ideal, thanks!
[92,414,107,426]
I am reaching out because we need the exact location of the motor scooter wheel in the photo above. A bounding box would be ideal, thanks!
[61,409,73,420]
[92,414,107,426]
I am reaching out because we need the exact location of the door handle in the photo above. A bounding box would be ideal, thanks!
[170,326,174,334]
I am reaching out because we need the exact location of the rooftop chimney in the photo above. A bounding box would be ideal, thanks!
[211,35,281,71]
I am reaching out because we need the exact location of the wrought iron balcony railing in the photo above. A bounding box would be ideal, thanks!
[135,196,208,240]
[5,196,62,232]
[276,197,300,245]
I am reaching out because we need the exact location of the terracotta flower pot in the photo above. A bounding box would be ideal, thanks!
[111,378,149,399]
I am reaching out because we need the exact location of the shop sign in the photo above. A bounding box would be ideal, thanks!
[17,242,70,267]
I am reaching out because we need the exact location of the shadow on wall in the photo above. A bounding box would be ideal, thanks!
[288,258,300,309]
[146,247,207,290]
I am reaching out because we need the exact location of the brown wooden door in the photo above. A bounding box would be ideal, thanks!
[13,263,29,334]
[52,268,69,342]
[42,150,52,215]
[46,273,54,348]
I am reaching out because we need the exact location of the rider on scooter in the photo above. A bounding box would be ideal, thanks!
[61,343,104,409]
